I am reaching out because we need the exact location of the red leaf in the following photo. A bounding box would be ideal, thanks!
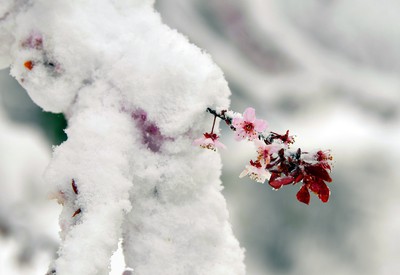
[269,176,293,189]
[305,164,332,182]
[290,170,304,184]
[276,176,294,185]
[281,176,294,185]
[72,179,78,195]
[296,185,310,205]
[318,182,330,203]
[269,172,279,182]
[320,162,331,171]
[72,208,81,217]
[269,179,282,190]
[308,180,322,194]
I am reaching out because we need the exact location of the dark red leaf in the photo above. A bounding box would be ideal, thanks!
[318,182,330,203]
[294,173,304,184]
[269,181,283,189]
[269,172,279,183]
[269,174,281,189]
[290,169,304,184]
[72,179,78,195]
[269,176,294,189]
[281,176,294,185]
[72,208,81,217]
[296,185,310,205]
[308,180,322,194]
[305,164,332,182]
[320,162,331,171]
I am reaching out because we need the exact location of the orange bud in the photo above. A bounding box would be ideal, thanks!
[24,61,34,70]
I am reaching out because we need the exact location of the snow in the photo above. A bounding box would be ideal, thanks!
[1,0,245,274]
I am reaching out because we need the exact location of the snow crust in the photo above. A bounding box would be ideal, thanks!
[1,0,245,274]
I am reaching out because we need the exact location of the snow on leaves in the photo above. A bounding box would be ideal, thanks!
[196,107,334,205]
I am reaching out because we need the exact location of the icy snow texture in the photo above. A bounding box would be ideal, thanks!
[0,0,245,274]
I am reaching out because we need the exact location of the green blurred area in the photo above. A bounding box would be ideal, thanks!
[0,69,67,146]
[34,112,67,146]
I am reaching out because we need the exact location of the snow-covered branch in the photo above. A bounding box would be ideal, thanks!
[1,0,245,274]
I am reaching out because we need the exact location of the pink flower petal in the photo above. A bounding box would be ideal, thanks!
[254,119,267,132]
[253,139,265,148]
[239,169,249,178]
[204,138,214,145]
[193,137,206,145]
[232,117,243,128]
[267,143,281,154]
[243,108,256,122]
[235,129,246,141]
[249,134,258,141]
[214,140,226,149]
[193,137,213,147]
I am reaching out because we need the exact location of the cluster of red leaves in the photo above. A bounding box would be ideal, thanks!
[268,147,333,204]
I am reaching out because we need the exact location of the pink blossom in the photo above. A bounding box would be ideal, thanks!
[254,139,282,165]
[232,107,268,141]
[239,160,270,183]
[193,132,226,151]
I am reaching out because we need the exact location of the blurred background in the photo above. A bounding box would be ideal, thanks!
[1,0,400,274]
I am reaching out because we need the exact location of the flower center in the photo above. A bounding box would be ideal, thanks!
[244,123,254,133]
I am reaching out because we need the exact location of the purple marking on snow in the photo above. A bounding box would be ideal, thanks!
[21,31,43,50]
[131,109,172,152]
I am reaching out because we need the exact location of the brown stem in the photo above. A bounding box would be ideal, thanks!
[210,115,217,134]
